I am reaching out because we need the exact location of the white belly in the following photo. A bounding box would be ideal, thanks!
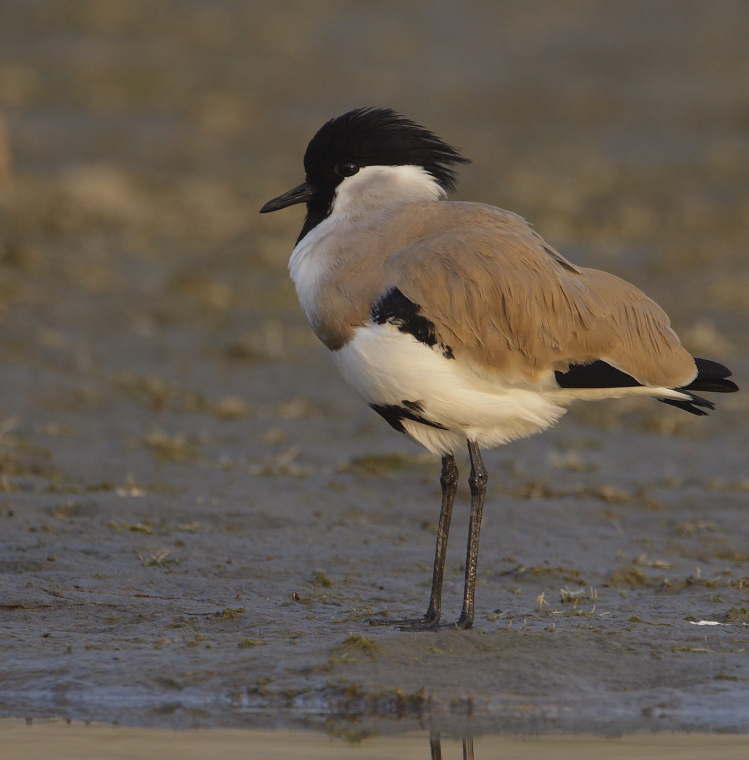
[332,323,568,455]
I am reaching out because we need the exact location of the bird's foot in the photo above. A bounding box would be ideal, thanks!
[367,611,440,628]
[367,611,473,631]
[399,613,473,632]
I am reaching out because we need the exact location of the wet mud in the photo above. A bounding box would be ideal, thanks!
[0,0,748,735]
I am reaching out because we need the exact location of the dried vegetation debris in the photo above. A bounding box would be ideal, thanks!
[509,478,631,503]
[340,452,436,476]
[503,564,589,586]
[248,445,311,477]
[9,166,250,245]
[115,373,254,419]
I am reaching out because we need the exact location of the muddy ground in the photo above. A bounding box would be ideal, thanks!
[0,0,748,736]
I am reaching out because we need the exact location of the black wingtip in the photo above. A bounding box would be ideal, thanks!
[682,358,738,394]
[685,378,739,393]
[658,398,710,416]
[684,391,715,410]
[693,358,733,379]
[658,389,716,416]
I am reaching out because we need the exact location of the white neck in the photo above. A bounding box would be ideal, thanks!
[289,165,442,325]
[329,164,443,222]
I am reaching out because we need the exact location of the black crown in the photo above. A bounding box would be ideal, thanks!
[303,108,470,192]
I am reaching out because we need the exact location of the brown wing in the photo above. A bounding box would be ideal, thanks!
[386,203,696,388]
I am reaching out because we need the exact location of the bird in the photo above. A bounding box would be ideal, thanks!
[260,107,738,631]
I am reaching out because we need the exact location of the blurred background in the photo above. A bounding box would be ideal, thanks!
[0,0,749,398]
[1,2,749,728]
[0,0,747,470]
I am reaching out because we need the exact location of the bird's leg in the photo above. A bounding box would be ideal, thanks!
[367,454,458,628]
[429,732,442,760]
[387,442,487,631]
[453,440,487,630]
[420,452,459,622]
[404,441,486,631]
[463,736,475,760]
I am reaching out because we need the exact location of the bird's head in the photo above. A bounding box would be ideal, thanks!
[260,108,470,241]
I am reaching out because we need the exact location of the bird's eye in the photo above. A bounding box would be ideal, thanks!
[336,162,360,177]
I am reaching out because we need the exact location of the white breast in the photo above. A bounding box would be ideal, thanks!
[288,217,335,324]
[288,165,443,323]
[332,322,569,455]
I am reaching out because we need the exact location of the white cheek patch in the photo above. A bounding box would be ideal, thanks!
[330,165,443,218]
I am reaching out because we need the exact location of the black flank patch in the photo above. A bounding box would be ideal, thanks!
[555,360,640,389]
[401,400,425,413]
[371,288,454,359]
[369,402,448,434]
[556,357,738,417]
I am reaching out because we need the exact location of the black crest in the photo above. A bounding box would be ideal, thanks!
[304,107,470,192]
[297,108,469,242]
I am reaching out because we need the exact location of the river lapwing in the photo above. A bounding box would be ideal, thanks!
[261,107,738,630]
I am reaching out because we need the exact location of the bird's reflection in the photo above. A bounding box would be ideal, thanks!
[430,732,474,760]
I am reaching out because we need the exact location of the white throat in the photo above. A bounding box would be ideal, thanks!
[329,164,443,221]
[289,165,443,323]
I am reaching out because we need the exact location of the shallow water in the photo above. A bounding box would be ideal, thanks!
[3,721,749,760]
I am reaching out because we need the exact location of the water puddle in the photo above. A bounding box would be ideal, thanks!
[2,720,749,759]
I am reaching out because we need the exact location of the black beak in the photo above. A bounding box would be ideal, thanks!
[259,182,315,213]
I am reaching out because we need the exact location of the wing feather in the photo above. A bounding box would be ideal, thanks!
[384,203,696,388]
